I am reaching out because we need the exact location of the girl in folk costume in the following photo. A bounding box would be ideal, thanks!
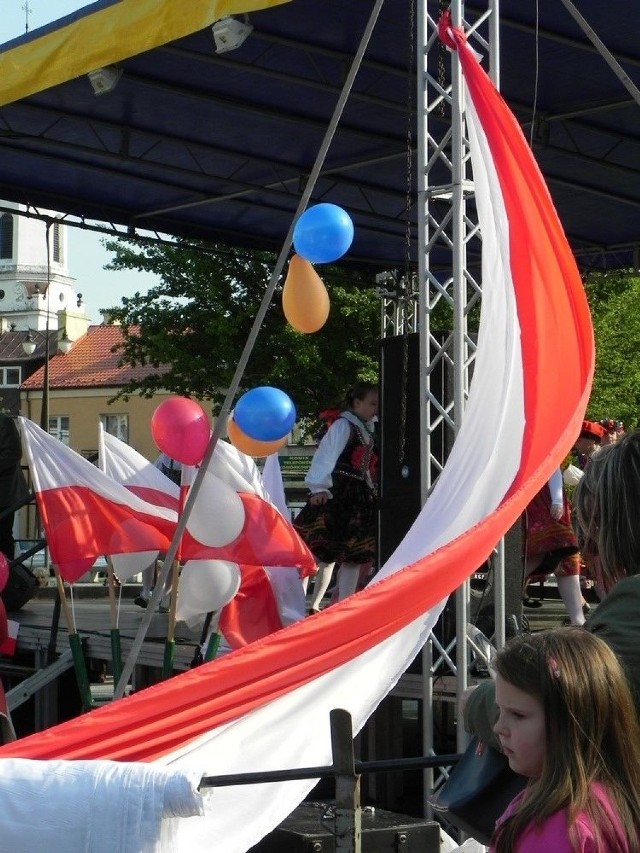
[492,627,640,852]
[295,382,378,613]
[523,468,587,625]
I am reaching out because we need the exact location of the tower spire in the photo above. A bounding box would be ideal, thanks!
[22,1,32,33]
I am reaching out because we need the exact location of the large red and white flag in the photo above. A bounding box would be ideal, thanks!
[3,19,593,853]
[178,441,315,573]
[21,419,314,587]
[100,426,315,573]
[99,429,306,643]
[20,418,176,582]
[180,443,310,642]
[99,427,180,511]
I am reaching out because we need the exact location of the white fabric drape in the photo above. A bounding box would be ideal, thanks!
[0,759,203,853]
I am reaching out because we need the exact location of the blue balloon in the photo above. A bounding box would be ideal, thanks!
[234,386,297,442]
[293,203,354,264]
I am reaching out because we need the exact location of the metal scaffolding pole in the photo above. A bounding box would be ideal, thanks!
[379,0,502,815]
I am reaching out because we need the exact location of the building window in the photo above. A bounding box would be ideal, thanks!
[52,222,63,264]
[48,416,70,445]
[100,413,129,444]
[0,214,14,260]
[0,366,21,387]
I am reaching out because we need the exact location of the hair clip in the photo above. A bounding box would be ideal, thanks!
[548,656,561,679]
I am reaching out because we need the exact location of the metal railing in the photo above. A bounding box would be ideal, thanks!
[200,708,460,853]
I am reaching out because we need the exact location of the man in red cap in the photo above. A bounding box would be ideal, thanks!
[575,419,606,469]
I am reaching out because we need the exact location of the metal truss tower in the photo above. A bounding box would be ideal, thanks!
[380,0,501,812]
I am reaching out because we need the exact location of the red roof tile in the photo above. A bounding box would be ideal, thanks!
[21,325,163,390]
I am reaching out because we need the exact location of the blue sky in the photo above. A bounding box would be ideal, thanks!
[2,1,158,324]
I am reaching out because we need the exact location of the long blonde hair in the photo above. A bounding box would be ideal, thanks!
[492,628,640,853]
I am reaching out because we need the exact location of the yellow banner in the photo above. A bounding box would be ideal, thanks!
[0,0,290,107]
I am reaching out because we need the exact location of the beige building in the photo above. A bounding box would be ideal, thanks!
[16,322,215,548]
[20,323,214,463]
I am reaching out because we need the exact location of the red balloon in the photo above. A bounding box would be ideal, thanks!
[151,397,210,465]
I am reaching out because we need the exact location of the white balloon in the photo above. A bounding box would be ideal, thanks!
[186,470,245,546]
[176,559,241,623]
[109,551,159,581]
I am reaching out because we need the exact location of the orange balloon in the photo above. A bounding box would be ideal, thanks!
[227,417,287,457]
[282,254,330,333]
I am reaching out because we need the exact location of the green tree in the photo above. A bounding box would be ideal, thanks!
[584,271,640,430]
[103,239,380,428]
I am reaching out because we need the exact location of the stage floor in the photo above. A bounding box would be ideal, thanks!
[7,584,203,673]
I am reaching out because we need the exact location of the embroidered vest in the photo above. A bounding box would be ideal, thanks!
[333,417,377,483]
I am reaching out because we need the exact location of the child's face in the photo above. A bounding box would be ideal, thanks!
[352,391,378,422]
[493,674,545,778]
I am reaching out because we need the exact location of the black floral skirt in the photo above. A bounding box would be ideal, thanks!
[293,474,376,566]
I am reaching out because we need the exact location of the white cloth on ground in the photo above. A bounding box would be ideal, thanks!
[0,758,204,853]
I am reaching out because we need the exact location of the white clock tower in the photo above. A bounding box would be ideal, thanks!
[0,202,85,330]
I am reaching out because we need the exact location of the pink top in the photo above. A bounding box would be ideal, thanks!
[491,782,631,852]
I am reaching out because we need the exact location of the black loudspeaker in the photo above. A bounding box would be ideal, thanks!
[378,333,451,565]
[250,803,441,852]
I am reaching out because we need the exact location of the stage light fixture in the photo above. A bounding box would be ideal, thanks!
[212,16,253,54]
[87,65,123,96]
